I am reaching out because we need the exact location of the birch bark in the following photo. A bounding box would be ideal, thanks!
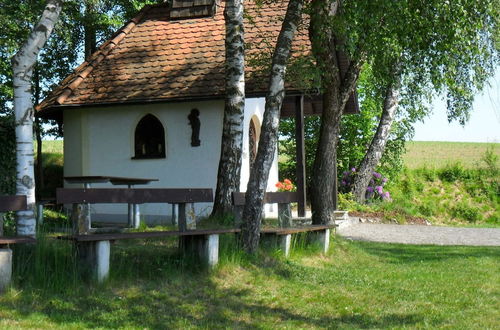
[212,0,246,217]
[352,71,401,203]
[241,0,304,253]
[12,0,63,237]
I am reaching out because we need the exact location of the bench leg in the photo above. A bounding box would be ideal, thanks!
[76,240,110,283]
[0,248,12,293]
[261,233,292,257]
[72,203,91,235]
[181,234,219,268]
[133,204,140,229]
[310,229,330,254]
[36,203,44,226]
[177,203,196,231]
[280,234,292,257]
[278,203,292,228]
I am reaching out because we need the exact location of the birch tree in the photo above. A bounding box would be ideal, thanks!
[309,0,498,219]
[349,0,498,203]
[241,0,304,253]
[212,0,246,217]
[12,0,63,236]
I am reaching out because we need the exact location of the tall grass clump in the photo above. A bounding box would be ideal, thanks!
[13,230,79,292]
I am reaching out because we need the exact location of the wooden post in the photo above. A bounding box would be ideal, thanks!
[72,203,91,235]
[178,203,187,231]
[278,203,292,227]
[295,95,306,217]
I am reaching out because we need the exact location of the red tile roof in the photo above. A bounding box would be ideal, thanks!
[37,0,312,117]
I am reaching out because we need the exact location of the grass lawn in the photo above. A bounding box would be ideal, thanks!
[403,141,500,169]
[0,236,498,329]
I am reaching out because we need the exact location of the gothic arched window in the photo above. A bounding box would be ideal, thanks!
[133,114,166,159]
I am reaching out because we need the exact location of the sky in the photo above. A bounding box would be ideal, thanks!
[412,70,500,143]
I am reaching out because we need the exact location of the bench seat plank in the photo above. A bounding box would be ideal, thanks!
[261,224,337,235]
[59,228,241,242]
[0,237,36,245]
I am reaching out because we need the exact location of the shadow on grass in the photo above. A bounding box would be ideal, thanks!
[350,240,500,264]
[3,236,435,328]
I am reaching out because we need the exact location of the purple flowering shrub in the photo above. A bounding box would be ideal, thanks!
[340,168,391,201]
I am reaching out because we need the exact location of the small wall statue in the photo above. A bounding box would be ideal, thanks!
[188,108,201,147]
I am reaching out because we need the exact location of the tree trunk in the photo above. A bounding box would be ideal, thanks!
[241,0,304,253]
[84,0,97,60]
[308,0,362,224]
[12,0,63,237]
[352,71,401,203]
[211,0,246,218]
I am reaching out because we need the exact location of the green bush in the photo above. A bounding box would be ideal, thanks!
[451,202,482,223]
[438,163,473,182]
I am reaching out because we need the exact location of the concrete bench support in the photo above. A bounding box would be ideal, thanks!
[76,240,110,283]
[174,203,196,231]
[0,248,12,293]
[280,234,292,257]
[181,234,219,268]
[261,233,292,257]
[311,229,330,254]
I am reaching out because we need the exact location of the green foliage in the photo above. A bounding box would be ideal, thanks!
[438,163,472,182]
[0,0,158,127]
[451,202,482,223]
[481,146,499,176]
[0,114,16,194]
[279,66,410,189]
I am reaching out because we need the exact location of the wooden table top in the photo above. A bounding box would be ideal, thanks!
[64,176,158,185]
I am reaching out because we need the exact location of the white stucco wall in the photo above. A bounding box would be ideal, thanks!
[63,97,278,224]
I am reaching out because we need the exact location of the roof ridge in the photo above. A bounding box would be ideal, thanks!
[40,5,153,108]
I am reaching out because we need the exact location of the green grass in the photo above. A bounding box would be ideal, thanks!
[403,141,500,169]
[0,237,498,328]
[39,140,63,155]
[340,142,500,226]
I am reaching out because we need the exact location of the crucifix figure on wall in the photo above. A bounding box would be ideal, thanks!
[188,108,201,147]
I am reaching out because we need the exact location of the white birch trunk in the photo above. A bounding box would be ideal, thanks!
[352,72,401,203]
[241,0,304,253]
[12,0,63,237]
[212,0,246,217]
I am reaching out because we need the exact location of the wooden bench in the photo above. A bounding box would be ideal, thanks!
[56,188,220,282]
[260,225,336,257]
[232,192,337,256]
[232,191,300,227]
[0,195,36,293]
[56,188,213,234]
[58,228,239,282]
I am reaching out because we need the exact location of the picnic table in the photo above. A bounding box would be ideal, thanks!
[64,176,158,229]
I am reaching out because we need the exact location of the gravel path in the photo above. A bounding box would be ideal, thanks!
[337,223,500,246]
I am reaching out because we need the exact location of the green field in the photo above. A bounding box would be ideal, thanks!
[403,141,500,169]
[39,139,63,154]
[0,237,498,329]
